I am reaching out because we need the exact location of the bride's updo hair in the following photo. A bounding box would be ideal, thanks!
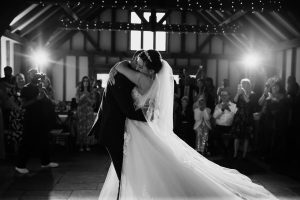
[139,50,163,74]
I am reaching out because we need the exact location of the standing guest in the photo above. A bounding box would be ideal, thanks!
[287,75,299,100]
[257,77,276,159]
[213,90,237,157]
[232,78,257,159]
[5,73,25,154]
[26,68,38,83]
[15,71,59,174]
[193,78,206,103]
[76,76,96,151]
[1,66,16,143]
[174,96,194,147]
[258,77,275,107]
[204,77,216,113]
[0,82,12,159]
[0,66,15,86]
[193,95,211,155]
[178,69,196,107]
[286,75,300,162]
[42,76,55,104]
[216,78,230,103]
[261,78,289,166]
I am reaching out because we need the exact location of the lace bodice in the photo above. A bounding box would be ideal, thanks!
[131,87,142,105]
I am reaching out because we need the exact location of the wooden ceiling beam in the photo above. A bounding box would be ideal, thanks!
[273,37,300,51]
[20,6,61,37]
[9,4,42,33]
[244,15,278,43]
[47,4,105,49]
[134,9,148,23]
[272,12,300,37]
[219,10,247,26]
[254,12,288,41]
[158,10,171,24]
[11,5,53,33]
[191,11,214,25]
[61,4,99,50]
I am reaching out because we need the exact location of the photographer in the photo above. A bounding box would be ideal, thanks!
[15,69,58,174]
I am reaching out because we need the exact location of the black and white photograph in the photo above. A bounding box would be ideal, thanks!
[1,0,300,199]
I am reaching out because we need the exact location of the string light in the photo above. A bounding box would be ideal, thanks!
[60,18,239,34]
[45,0,283,33]
[39,0,282,12]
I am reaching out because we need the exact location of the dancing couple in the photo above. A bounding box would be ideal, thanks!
[89,49,277,200]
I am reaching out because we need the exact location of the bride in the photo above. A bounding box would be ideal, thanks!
[99,50,278,200]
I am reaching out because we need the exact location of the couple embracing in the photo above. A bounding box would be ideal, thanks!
[89,50,277,200]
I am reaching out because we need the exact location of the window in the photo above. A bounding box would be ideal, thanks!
[130,12,166,51]
[173,75,179,84]
[96,73,109,88]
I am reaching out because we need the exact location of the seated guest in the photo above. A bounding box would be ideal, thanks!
[212,90,237,157]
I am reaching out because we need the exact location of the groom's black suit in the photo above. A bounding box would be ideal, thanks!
[89,61,146,180]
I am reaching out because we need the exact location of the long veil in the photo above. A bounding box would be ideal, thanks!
[134,59,174,133]
[132,59,277,200]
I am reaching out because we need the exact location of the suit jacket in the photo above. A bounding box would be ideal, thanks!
[88,69,146,140]
[88,61,146,180]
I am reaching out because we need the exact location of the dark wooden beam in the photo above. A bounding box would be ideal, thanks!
[111,9,116,52]
[158,10,171,24]
[47,5,105,49]
[134,9,148,23]
[273,37,300,50]
[192,11,214,25]
[181,11,186,53]
[51,49,239,61]
[282,50,287,88]
[205,10,222,24]
[198,35,213,52]
[222,35,246,53]
[2,30,27,44]
[82,32,99,50]
[243,15,278,43]
[291,47,296,76]
[254,12,288,41]
[219,10,247,25]
[9,4,42,33]
[48,30,78,49]
[20,6,61,37]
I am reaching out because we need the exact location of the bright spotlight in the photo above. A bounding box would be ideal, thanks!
[31,49,49,67]
[242,53,260,68]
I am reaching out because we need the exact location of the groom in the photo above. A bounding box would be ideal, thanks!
[88,50,146,181]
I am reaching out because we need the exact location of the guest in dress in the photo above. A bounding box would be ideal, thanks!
[261,78,289,166]
[193,95,211,155]
[76,76,96,151]
[232,78,257,159]
[5,73,25,154]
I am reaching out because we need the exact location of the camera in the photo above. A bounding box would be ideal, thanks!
[31,73,46,84]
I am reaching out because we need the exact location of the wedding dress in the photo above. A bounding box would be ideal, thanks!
[99,60,278,200]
